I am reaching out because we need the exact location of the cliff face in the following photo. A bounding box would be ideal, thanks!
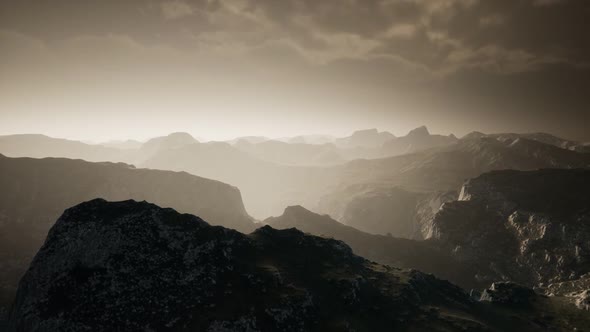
[431,169,590,289]
[11,199,589,331]
[0,155,254,318]
[335,188,457,240]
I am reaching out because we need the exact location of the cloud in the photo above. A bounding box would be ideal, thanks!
[479,14,504,27]
[1,0,587,76]
[382,24,418,39]
[532,0,567,6]
[160,1,194,20]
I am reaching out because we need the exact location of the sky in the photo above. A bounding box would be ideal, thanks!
[1,0,589,142]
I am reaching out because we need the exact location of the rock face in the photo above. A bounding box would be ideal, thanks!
[4,200,504,331]
[382,126,457,156]
[573,290,590,310]
[479,282,536,305]
[340,187,422,237]
[0,154,254,318]
[431,169,590,289]
[320,186,457,239]
[10,199,590,331]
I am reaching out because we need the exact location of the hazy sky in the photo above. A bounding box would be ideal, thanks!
[1,0,589,141]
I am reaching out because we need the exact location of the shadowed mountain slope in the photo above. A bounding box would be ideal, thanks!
[270,168,590,294]
[0,154,254,318]
[9,199,590,331]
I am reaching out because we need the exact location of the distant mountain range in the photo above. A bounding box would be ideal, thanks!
[1,129,588,221]
[1,127,589,329]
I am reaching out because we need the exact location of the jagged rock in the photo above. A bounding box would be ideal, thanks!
[11,199,586,331]
[432,169,590,289]
[406,125,430,138]
[381,126,457,156]
[575,290,590,310]
[480,282,536,305]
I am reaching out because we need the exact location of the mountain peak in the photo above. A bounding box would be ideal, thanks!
[283,205,315,217]
[350,128,379,137]
[406,126,430,137]
[462,131,486,140]
[165,132,197,142]
[141,132,198,152]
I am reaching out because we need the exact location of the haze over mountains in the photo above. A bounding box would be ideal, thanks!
[2,126,587,220]
[1,127,589,330]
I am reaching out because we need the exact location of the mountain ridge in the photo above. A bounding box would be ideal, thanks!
[10,199,590,331]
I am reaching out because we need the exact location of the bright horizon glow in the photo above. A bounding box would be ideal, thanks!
[2,0,589,142]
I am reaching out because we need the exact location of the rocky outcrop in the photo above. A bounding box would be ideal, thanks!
[480,282,536,305]
[575,290,590,310]
[415,191,458,239]
[335,128,395,149]
[540,273,590,310]
[381,126,458,156]
[8,199,562,332]
[0,154,254,318]
[10,199,590,331]
[431,169,590,289]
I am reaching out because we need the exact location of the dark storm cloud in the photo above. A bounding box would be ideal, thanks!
[1,0,586,70]
[0,0,589,140]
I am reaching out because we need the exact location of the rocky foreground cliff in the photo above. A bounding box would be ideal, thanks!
[10,199,590,331]
[0,154,254,320]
